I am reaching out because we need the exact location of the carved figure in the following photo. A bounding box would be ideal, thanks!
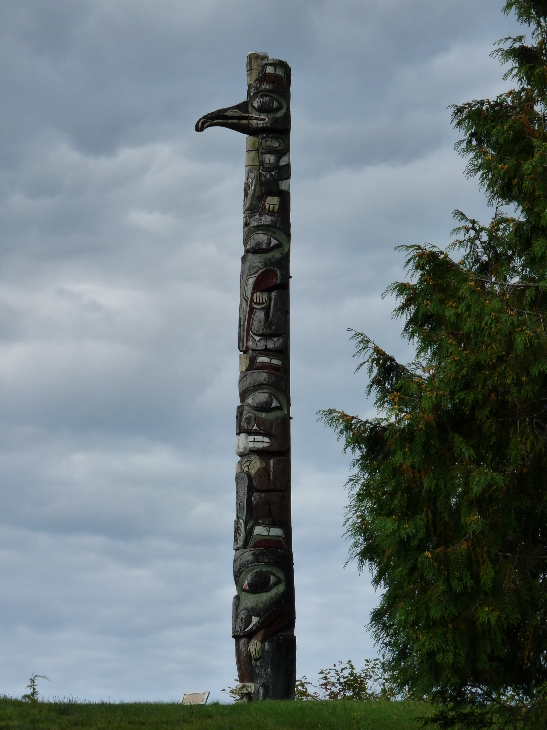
[196,53,295,701]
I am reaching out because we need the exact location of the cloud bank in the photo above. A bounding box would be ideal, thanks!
[0,0,521,701]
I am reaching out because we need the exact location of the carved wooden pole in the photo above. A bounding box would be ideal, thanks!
[196,53,295,701]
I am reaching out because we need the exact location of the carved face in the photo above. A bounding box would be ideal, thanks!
[236,386,289,455]
[234,456,290,551]
[232,547,295,638]
[247,290,289,353]
[245,61,290,133]
[233,564,285,635]
[238,229,289,352]
[196,57,290,136]
[232,568,287,636]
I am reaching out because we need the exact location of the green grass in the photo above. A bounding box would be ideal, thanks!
[0,697,433,729]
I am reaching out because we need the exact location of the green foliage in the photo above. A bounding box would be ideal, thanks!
[225,659,396,702]
[0,696,432,729]
[295,659,399,701]
[320,2,547,727]
[220,681,240,702]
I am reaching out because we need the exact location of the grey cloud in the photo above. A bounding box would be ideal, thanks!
[0,1,519,158]
[0,0,522,703]
[0,525,234,700]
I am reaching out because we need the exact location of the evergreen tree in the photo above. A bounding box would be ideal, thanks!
[321,2,547,726]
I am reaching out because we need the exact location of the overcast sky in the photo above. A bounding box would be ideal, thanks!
[0,0,522,703]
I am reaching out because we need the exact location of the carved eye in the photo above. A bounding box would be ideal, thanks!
[245,233,281,253]
[245,391,282,412]
[242,569,282,594]
[252,95,281,113]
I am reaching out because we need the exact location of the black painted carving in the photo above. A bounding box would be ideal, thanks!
[196,53,295,701]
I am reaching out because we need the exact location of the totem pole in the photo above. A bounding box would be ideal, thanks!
[196,53,295,701]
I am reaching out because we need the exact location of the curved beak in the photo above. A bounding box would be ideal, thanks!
[195,100,266,134]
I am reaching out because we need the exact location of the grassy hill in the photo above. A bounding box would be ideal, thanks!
[0,697,433,729]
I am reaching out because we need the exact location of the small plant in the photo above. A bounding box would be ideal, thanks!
[221,680,240,701]
[294,675,320,700]
[22,672,50,702]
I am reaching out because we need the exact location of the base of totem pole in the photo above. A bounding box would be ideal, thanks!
[236,632,296,701]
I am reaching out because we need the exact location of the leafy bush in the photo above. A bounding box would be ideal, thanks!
[295,659,399,701]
